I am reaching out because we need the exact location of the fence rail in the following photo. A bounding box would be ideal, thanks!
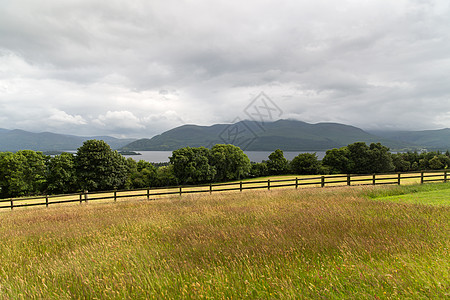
[1,170,448,211]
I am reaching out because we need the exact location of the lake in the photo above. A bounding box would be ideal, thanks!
[122,151,327,163]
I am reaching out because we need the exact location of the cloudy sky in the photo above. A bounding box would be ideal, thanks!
[1,0,450,138]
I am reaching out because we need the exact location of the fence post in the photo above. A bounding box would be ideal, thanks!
[268,179,271,190]
[179,187,182,196]
[321,176,325,188]
[397,173,401,185]
[347,175,351,186]
[79,193,83,204]
[372,174,376,185]
[444,170,447,183]
[10,199,13,210]
[84,190,88,203]
[295,177,298,189]
[210,183,212,194]
[421,172,424,184]
[46,195,49,208]
[240,181,243,192]
[114,190,117,202]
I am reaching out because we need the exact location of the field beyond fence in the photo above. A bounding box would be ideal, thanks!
[1,170,449,211]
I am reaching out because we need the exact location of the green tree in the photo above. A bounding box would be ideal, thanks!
[0,150,47,197]
[170,147,216,184]
[266,149,290,175]
[323,142,394,174]
[156,165,178,187]
[75,140,128,191]
[428,156,443,169]
[368,143,394,173]
[210,144,251,181]
[346,142,372,174]
[126,159,158,189]
[46,152,77,194]
[250,162,269,178]
[428,154,450,170]
[322,147,350,174]
[290,153,321,175]
[392,153,411,172]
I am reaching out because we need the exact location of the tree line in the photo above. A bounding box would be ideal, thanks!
[1,140,449,199]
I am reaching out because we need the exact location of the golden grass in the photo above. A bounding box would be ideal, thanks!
[2,171,446,212]
[0,184,449,298]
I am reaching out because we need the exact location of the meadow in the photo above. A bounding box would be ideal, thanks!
[0,183,449,299]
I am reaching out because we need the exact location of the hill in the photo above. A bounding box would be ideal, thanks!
[369,128,450,151]
[0,129,135,152]
[121,119,410,151]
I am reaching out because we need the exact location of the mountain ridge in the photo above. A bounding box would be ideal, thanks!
[3,120,450,153]
[0,129,135,152]
[121,119,413,151]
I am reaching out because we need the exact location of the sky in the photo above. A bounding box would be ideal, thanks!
[1,0,450,138]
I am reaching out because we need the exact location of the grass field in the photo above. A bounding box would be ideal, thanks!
[0,183,449,299]
[2,171,446,211]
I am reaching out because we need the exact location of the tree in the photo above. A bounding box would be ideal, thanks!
[126,159,158,189]
[428,154,450,170]
[322,142,394,174]
[210,144,251,181]
[75,140,128,191]
[290,153,321,175]
[250,162,269,178]
[368,143,394,173]
[46,152,77,194]
[392,153,411,172]
[169,147,216,184]
[346,142,372,174]
[322,147,350,174]
[156,165,178,186]
[266,149,289,175]
[0,150,47,197]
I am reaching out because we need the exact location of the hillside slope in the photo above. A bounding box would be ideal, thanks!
[0,129,135,152]
[369,128,450,150]
[122,119,410,151]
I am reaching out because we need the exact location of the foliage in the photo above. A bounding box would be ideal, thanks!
[169,147,216,184]
[75,140,128,191]
[266,149,290,175]
[322,147,350,174]
[0,150,47,197]
[46,152,77,194]
[210,144,251,181]
[323,142,394,174]
[156,165,178,187]
[391,151,450,172]
[367,142,395,173]
[250,162,269,177]
[125,159,158,189]
[290,153,322,175]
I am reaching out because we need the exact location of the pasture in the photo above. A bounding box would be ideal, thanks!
[0,183,449,298]
[1,170,447,211]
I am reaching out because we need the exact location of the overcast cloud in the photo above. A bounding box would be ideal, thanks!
[1,0,450,138]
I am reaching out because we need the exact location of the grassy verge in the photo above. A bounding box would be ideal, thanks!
[365,182,450,206]
[0,185,449,299]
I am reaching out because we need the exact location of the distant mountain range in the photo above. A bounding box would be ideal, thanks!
[0,129,135,152]
[368,128,450,151]
[2,120,450,153]
[121,120,413,151]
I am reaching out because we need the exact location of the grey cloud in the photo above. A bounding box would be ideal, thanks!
[1,0,450,138]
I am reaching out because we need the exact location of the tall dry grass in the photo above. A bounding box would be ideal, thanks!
[0,185,449,299]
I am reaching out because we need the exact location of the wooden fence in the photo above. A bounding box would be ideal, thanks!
[1,170,448,211]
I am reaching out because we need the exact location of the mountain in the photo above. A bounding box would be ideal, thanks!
[121,119,411,151]
[368,128,450,150]
[0,129,136,152]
